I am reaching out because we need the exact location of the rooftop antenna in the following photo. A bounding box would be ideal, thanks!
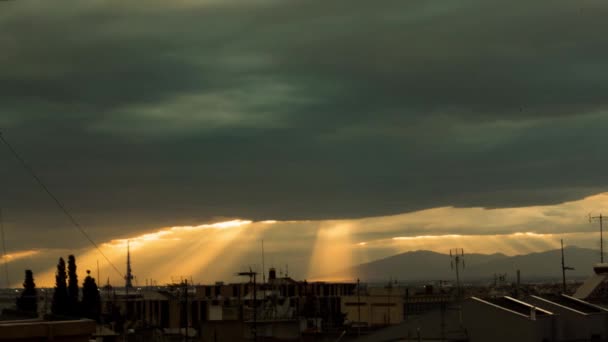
[561,239,575,293]
[236,268,258,341]
[357,278,361,337]
[262,239,266,283]
[449,248,465,298]
[589,214,605,263]
[0,208,9,288]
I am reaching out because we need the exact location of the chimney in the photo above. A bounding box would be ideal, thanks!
[269,268,276,282]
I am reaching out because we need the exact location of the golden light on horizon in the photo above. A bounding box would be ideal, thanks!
[512,232,552,237]
[33,219,258,287]
[307,222,353,281]
[356,231,566,256]
[151,225,246,280]
[1,250,40,262]
[101,219,253,251]
[22,192,608,287]
[392,234,464,240]
[170,219,253,231]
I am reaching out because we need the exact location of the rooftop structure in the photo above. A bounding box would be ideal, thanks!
[529,294,605,315]
[525,294,608,341]
[460,294,608,342]
[573,263,608,301]
[482,296,552,318]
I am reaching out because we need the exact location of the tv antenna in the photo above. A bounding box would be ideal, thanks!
[261,239,266,283]
[561,239,574,293]
[237,268,258,341]
[450,248,465,298]
[589,214,605,263]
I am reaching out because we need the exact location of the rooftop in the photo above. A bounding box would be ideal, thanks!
[533,294,605,314]
[483,297,551,317]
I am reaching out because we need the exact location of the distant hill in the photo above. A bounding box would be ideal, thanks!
[328,246,601,283]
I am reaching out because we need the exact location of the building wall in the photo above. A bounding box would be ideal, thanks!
[404,293,451,318]
[0,319,96,342]
[166,301,181,329]
[244,320,301,340]
[203,321,301,342]
[525,296,608,341]
[195,281,356,301]
[462,299,555,342]
[200,321,245,342]
[587,314,608,341]
[341,294,403,327]
[114,281,356,337]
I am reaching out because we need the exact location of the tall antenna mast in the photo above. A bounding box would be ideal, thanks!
[236,268,258,340]
[262,239,266,283]
[561,239,574,293]
[0,208,9,288]
[449,248,465,298]
[589,214,605,263]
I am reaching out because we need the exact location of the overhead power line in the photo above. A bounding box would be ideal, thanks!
[0,208,10,288]
[0,131,123,279]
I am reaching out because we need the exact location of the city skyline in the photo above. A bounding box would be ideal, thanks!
[2,0,608,287]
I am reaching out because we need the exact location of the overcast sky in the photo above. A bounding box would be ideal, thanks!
[1,0,608,285]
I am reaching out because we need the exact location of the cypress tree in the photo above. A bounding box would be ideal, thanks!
[16,270,37,315]
[67,255,79,316]
[51,257,69,316]
[81,270,101,321]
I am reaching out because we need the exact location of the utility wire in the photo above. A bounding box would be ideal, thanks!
[0,131,124,279]
[0,208,10,288]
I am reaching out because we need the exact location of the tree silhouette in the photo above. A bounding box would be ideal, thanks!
[51,257,69,316]
[16,270,37,315]
[81,270,100,321]
[67,255,79,316]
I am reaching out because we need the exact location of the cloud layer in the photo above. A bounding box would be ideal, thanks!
[0,0,607,255]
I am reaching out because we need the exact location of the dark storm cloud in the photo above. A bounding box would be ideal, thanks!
[1,0,608,251]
